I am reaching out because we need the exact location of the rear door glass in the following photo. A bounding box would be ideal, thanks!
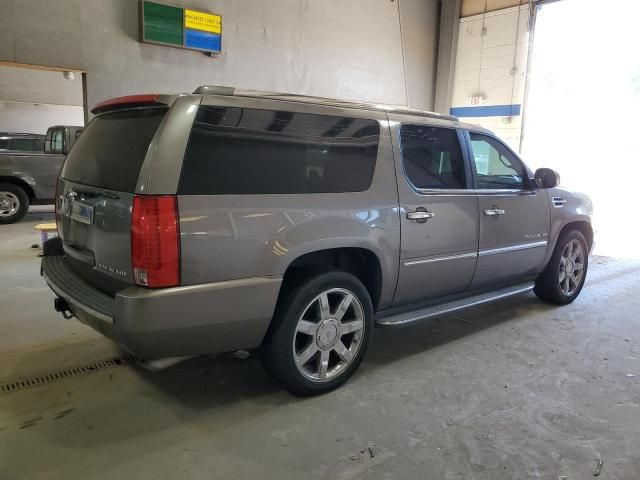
[400,124,466,189]
[179,106,380,195]
[60,108,166,192]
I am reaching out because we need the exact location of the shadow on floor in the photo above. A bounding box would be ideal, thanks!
[128,293,556,408]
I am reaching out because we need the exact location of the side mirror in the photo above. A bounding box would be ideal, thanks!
[533,168,560,189]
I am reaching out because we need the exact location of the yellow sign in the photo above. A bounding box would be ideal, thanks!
[184,9,221,34]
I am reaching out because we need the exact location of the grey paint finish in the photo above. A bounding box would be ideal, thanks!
[388,116,479,304]
[56,179,136,288]
[177,97,401,309]
[42,91,593,361]
[114,277,282,358]
[471,190,550,288]
[0,0,438,113]
[42,252,281,358]
[543,186,594,263]
[0,151,64,199]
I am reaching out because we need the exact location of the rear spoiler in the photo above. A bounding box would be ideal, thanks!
[91,94,166,115]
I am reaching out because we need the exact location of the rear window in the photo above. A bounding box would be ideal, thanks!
[61,108,166,192]
[178,106,380,195]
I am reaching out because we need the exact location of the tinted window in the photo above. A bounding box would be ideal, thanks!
[179,107,380,195]
[61,108,166,192]
[0,139,10,150]
[469,133,524,189]
[400,125,465,189]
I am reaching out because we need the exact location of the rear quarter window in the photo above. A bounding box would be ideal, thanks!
[60,108,166,192]
[178,107,380,195]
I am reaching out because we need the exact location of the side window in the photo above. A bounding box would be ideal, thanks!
[469,133,525,189]
[9,138,40,152]
[399,125,466,190]
[179,107,380,195]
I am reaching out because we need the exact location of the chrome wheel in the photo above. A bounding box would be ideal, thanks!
[558,239,585,296]
[0,191,20,218]
[293,288,365,382]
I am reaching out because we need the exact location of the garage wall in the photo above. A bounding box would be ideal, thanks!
[461,0,527,18]
[0,0,439,113]
[450,5,530,149]
[0,64,84,134]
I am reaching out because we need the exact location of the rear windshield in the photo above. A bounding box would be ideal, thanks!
[61,108,166,192]
[178,106,380,195]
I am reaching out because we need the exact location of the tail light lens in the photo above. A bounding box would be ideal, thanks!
[131,195,180,288]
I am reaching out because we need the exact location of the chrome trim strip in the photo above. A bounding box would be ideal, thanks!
[404,251,477,267]
[479,240,547,257]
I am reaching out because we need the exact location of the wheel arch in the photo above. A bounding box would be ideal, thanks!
[558,220,593,251]
[543,219,594,269]
[0,176,36,200]
[276,247,384,312]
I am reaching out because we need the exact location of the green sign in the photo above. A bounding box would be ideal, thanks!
[140,1,222,53]
[141,1,183,46]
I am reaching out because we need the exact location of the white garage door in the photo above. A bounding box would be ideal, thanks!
[522,0,640,258]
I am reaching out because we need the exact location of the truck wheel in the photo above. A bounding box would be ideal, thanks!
[262,271,374,395]
[534,230,588,305]
[0,183,29,224]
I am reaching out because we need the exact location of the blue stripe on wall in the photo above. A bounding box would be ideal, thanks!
[450,104,521,117]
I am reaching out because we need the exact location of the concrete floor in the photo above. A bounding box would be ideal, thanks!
[1,212,639,479]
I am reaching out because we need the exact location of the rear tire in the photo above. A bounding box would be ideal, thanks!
[534,230,588,305]
[262,271,374,395]
[0,183,29,224]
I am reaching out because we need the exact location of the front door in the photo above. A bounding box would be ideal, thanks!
[390,119,479,306]
[467,132,550,289]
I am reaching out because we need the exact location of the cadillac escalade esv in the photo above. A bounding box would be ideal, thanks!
[41,87,593,394]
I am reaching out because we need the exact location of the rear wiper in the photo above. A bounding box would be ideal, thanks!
[99,190,120,199]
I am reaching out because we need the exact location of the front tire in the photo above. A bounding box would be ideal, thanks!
[0,183,29,224]
[534,230,588,304]
[262,271,374,395]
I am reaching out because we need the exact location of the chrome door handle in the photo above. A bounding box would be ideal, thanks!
[483,208,505,217]
[406,209,435,223]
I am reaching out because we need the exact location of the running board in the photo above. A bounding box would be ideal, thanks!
[376,282,535,327]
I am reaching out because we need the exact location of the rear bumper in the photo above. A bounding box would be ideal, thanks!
[42,252,282,359]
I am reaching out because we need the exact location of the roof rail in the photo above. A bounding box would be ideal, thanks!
[191,86,459,122]
[193,85,235,95]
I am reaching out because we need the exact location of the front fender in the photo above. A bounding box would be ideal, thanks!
[543,188,593,265]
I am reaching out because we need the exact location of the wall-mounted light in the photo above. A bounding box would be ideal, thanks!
[63,71,75,81]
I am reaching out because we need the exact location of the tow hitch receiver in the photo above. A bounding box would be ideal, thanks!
[54,297,74,319]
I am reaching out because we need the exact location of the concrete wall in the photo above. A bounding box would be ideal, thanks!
[0,64,84,134]
[0,102,84,135]
[450,5,530,149]
[461,0,527,17]
[0,0,440,113]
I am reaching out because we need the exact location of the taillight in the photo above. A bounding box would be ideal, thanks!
[131,195,180,288]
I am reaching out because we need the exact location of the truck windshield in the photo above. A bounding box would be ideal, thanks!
[61,108,166,192]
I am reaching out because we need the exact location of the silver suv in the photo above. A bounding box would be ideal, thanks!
[41,87,593,394]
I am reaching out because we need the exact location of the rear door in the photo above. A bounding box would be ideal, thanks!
[390,117,479,306]
[466,131,550,289]
[56,107,168,294]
